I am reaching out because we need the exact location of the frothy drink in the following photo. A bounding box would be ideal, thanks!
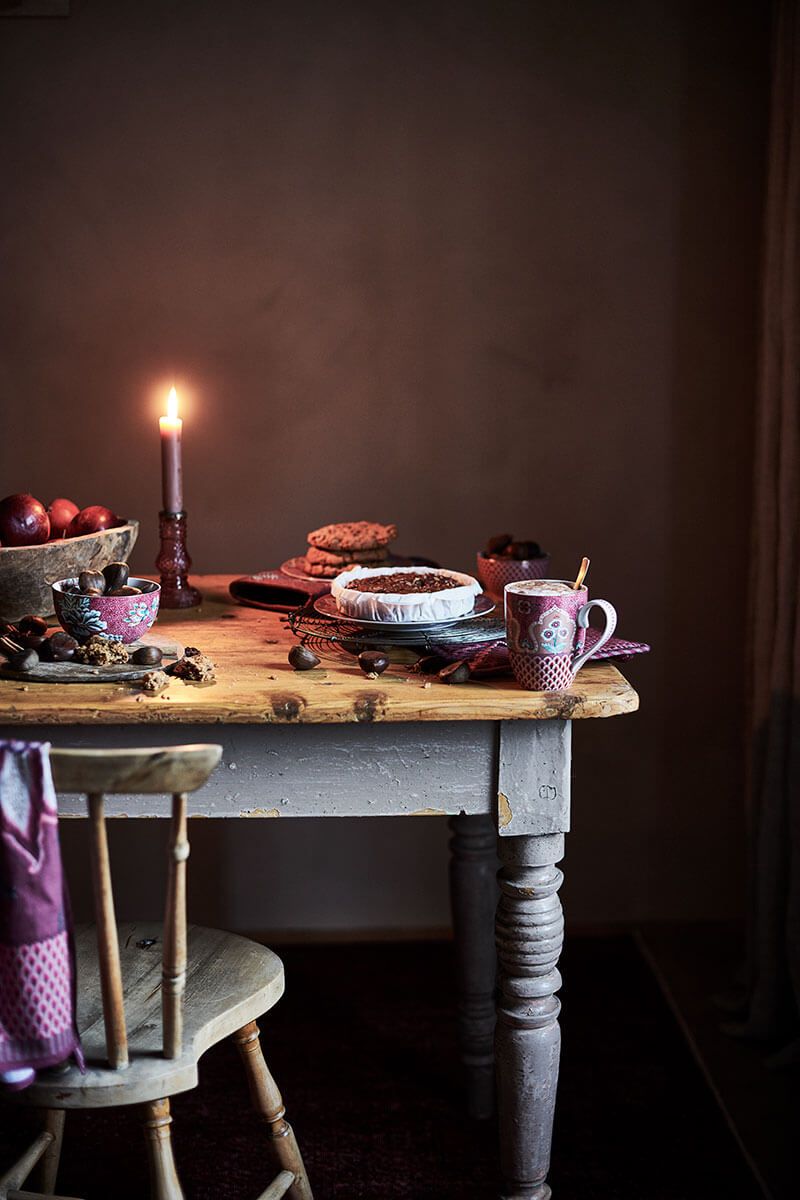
[505,580,575,596]
[504,577,618,690]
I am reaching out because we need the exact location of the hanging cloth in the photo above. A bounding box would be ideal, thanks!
[0,740,81,1088]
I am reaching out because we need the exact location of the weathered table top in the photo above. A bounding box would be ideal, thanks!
[0,576,639,726]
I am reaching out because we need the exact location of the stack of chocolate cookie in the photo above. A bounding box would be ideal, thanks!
[303,521,398,578]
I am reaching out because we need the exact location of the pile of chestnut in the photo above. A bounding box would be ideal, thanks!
[483,533,544,561]
[0,617,80,671]
[0,493,121,547]
[288,644,390,678]
[288,643,472,683]
[0,563,152,673]
[65,562,141,597]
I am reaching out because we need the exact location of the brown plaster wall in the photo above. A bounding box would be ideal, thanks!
[0,1,769,931]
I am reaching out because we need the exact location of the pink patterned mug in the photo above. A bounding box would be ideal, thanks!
[504,579,617,691]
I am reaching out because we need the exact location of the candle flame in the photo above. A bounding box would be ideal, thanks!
[167,386,179,420]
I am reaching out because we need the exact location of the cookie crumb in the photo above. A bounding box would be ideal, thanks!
[76,636,130,665]
[169,652,216,682]
[141,670,169,693]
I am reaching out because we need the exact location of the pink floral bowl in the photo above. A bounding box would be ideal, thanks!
[52,577,160,644]
[476,552,552,597]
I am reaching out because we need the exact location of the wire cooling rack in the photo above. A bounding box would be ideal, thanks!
[287,596,506,655]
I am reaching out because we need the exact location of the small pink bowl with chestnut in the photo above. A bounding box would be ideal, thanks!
[476,535,551,598]
[52,573,160,644]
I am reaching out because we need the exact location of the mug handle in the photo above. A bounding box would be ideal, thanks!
[571,599,617,673]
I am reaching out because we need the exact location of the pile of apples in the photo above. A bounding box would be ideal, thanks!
[0,494,122,547]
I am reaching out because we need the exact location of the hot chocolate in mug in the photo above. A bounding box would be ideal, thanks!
[504,579,617,691]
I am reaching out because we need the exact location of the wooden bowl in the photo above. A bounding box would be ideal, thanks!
[0,520,139,622]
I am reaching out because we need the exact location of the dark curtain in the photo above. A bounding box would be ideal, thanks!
[745,0,800,1052]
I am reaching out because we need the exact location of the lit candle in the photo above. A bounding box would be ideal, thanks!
[159,386,184,513]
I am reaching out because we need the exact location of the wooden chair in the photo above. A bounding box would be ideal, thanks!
[1,745,312,1200]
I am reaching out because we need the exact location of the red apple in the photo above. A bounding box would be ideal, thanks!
[47,497,80,538]
[0,493,50,546]
[66,505,121,537]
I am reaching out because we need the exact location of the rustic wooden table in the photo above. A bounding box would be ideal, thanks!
[0,576,638,1200]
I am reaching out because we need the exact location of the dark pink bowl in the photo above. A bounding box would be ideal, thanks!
[52,577,160,644]
[476,552,551,597]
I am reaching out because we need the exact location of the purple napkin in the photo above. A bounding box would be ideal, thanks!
[0,741,81,1089]
[432,628,651,678]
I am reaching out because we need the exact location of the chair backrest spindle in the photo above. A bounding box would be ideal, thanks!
[87,792,128,1069]
[162,792,189,1058]
[49,745,222,1072]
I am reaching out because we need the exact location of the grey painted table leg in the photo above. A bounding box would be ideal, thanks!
[495,720,571,1200]
[448,813,498,1119]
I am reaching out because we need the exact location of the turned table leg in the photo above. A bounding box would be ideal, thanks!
[448,812,498,1119]
[496,833,564,1200]
[495,720,571,1200]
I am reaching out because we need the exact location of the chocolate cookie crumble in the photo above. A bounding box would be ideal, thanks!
[141,669,170,693]
[345,572,463,594]
[75,636,130,665]
[168,652,216,682]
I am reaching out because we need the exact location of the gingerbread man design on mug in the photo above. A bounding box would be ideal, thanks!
[504,579,617,691]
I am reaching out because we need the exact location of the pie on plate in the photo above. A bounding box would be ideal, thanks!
[331,565,482,623]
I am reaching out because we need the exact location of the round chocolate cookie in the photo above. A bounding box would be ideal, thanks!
[307,521,398,552]
[304,558,390,578]
[305,544,389,567]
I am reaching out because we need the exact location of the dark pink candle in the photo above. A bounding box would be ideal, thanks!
[159,386,184,513]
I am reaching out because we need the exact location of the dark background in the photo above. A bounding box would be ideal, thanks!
[0,0,770,934]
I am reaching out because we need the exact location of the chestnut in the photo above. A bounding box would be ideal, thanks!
[131,645,163,666]
[416,653,448,675]
[507,540,541,561]
[78,570,106,594]
[48,631,78,662]
[102,561,130,592]
[486,533,512,557]
[288,644,320,671]
[9,648,39,672]
[439,660,472,684]
[20,633,47,652]
[108,586,141,596]
[358,650,389,678]
[18,615,48,637]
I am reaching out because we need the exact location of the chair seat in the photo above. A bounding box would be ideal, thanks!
[21,923,284,1110]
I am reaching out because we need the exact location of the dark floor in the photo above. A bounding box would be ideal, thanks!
[640,923,796,1200]
[1,935,762,1199]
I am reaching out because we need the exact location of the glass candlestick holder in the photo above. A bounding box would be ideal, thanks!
[156,510,201,608]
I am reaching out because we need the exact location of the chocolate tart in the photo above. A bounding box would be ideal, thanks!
[331,565,482,624]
